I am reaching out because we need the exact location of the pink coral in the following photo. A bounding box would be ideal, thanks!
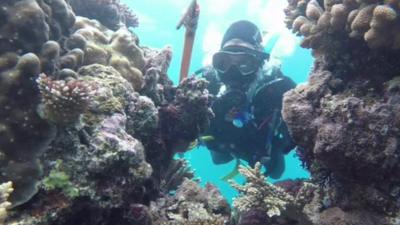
[36,73,96,124]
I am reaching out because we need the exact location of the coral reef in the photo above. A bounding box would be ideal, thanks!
[67,0,139,30]
[284,0,400,50]
[282,61,400,222]
[1,1,216,224]
[282,0,400,222]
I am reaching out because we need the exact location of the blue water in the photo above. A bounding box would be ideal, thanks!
[124,0,313,202]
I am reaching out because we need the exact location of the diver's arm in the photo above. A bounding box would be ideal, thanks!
[274,120,296,154]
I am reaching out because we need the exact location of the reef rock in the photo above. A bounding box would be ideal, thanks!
[150,178,230,225]
[285,0,400,50]
[67,0,139,30]
[68,17,145,91]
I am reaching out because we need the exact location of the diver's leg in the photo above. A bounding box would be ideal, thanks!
[264,147,285,179]
[209,150,234,164]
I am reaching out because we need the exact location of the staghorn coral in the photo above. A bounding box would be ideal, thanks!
[67,0,139,30]
[0,181,13,224]
[36,73,95,124]
[229,162,294,218]
[282,0,400,224]
[68,16,145,91]
[284,0,400,50]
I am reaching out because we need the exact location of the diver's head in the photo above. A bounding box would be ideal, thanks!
[212,20,269,90]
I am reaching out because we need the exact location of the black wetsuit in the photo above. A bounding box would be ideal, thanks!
[203,67,296,178]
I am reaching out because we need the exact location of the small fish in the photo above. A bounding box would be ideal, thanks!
[221,158,242,181]
[199,135,215,142]
[187,135,215,151]
[188,139,199,150]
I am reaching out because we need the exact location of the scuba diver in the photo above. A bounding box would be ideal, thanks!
[199,20,296,179]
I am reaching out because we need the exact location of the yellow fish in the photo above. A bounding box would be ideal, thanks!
[221,158,241,182]
[187,136,215,150]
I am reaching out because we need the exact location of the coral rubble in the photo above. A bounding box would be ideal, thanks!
[150,179,230,225]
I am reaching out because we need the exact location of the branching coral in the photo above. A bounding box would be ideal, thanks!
[285,0,400,50]
[0,181,13,223]
[282,58,400,220]
[37,73,95,124]
[229,162,294,218]
[67,0,138,30]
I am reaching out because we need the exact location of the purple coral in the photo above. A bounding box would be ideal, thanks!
[237,208,270,225]
[159,77,213,153]
[274,179,306,197]
[36,73,95,124]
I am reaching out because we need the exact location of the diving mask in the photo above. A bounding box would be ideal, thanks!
[212,51,262,76]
